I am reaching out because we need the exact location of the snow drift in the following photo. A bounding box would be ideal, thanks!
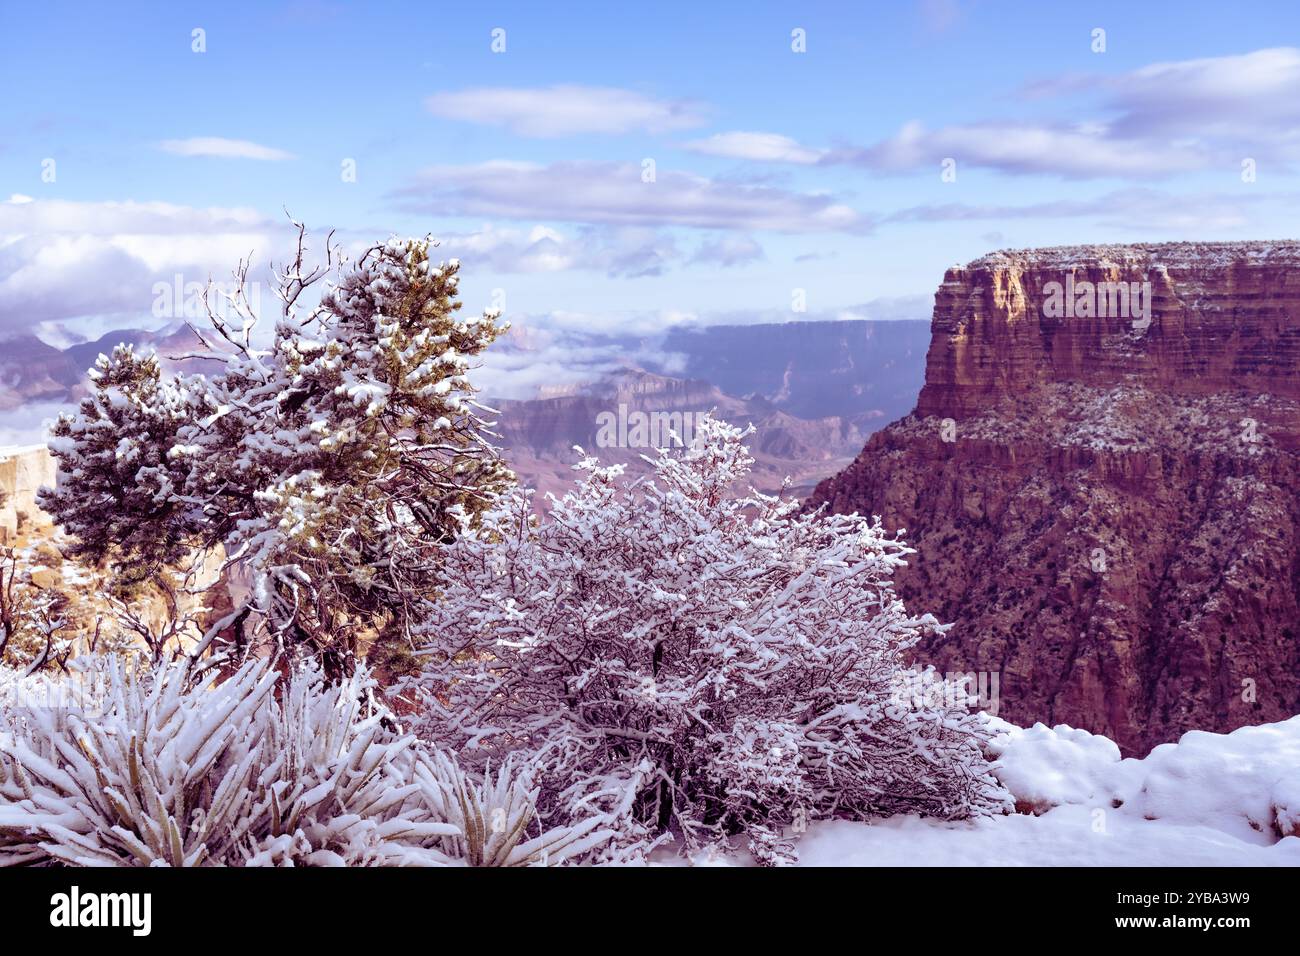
[791,715,1300,867]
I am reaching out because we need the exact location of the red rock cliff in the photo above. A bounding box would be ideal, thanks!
[809,242,1300,755]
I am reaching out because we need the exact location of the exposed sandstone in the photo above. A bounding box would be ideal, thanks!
[0,445,57,543]
[810,242,1300,755]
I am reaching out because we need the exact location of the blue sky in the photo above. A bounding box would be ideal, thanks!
[3,0,1299,350]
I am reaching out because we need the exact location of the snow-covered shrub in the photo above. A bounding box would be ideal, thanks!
[404,415,1011,863]
[0,654,115,715]
[0,546,76,674]
[0,663,47,713]
[0,658,607,866]
[41,228,513,676]
[0,663,26,708]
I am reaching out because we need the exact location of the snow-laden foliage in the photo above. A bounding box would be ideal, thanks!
[40,227,513,676]
[0,546,72,674]
[0,654,112,716]
[38,347,202,589]
[0,658,608,866]
[411,752,615,866]
[403,415,1011,863]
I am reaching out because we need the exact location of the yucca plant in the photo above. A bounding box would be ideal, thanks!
[0,657,610,866]
[412,752,614,866]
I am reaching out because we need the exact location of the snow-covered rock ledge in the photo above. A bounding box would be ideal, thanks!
[791,716,1300,866]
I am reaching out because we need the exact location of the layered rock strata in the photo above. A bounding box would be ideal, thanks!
[810,243,1300,754]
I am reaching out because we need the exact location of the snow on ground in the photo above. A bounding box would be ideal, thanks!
[795,806,1299,867]
[792,715,1300,866]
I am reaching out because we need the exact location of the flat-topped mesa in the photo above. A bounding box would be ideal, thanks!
[919,241,1300,419]
[810,241,1300,756]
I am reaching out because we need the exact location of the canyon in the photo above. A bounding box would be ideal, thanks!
[0,318,931,500]
[809,242,1300,755]
[493,319,930,499]
[8,247,1299,757]
[0,316,931,659]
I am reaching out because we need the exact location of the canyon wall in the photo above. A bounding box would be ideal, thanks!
[497,369,880,502]
[809,242,1300,755]
[496,319,930,502]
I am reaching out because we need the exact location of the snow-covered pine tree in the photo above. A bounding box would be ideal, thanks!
[40,345,204,592]
[403,415,1011,863]
[40,226,513,676]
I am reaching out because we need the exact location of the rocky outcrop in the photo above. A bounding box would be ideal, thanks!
[809,242,1300,755]
[916,243,1300,417]
[0,445,57,543]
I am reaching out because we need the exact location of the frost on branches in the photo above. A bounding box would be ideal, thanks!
[0,658,611,866]
[40,226,513,676]
[1,547,69,675]
[404,416,1011,864]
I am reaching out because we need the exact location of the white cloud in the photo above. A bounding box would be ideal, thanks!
[847,48,1300,179]
[395,160,869,233]
[477,313,696,399]
[849,120,1208,179]
[0,196,265,234]
[689,234,764,267]
[0,398,70,447]
[1031,47,1300,134]
[1071,48,1300,156]
[437,223,683,278]
[695,295,931,327]
[425,85,706,137]
[684,131,825,164]
[159,137,295,160]
[0,198,277,332]
[886,187,1300,232]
